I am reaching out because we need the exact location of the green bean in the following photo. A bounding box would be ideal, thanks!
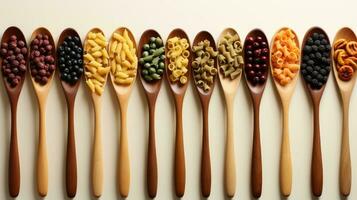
[143,55,154,62]
[153,47,164,57]
[152,56,160,66]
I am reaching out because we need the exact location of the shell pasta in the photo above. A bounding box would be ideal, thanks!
[166,37,190,84]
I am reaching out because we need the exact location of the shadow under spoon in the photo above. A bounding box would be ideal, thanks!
[0,26,28,198]
[192,31,217,198]
[29,27,56,197]
[243,29,270,199]
[217,27,242,198]
[301,27,331,197]
[138,29,164,199]
[332,27,357,197]
[165,28,191,198]
[57,28,83,198]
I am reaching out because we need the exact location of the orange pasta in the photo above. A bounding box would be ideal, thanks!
[271,28,300,86]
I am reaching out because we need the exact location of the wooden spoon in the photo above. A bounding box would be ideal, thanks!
[84,28,109,198]
[300,27,331,197]
[270,27,300,197]
[217,28,242,198]
[29,27,56,197]
[192,31,217,198]
[165,28,191,197]
[57,28,83,198]
[332,27,357,197]
[138,29,164,198]
[243,29,269,198]
[0,26,28,197]
[109,27,137,198]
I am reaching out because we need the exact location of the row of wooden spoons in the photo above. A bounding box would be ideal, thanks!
[0,26,354,199]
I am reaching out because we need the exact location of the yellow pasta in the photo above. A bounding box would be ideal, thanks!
[166,36,190,85]
[109,29,137,85]
[84,31,110,95]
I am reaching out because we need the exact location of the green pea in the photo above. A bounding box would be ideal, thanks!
[159,62,165,69]
[155,38,163,47]
[151,73,161,80]
[157,69,163,75]
[149,67,156,74]
[144,75,153,81]
[142,51,149,57]
[143,44,150,51]
[160,54,165,60]
[150,37,156,43]
[142,69,149,76]
[139,58,145,65]
[150,43,156,49]
[144,63,151,68]
[149,49,155,54]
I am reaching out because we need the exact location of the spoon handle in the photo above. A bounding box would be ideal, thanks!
[340,101,351,196]
[251,100,262,198]
[201,103,211,198]
[174,97,185,197]
[37,103,48,197]
[147,101,157,198]
[224,95,235,198]
[66,100,77,198]
[118,100,130,198]
[280,103,292,197]
[92,99,103,198]
[311,103,322,197]
[9,102,20,197]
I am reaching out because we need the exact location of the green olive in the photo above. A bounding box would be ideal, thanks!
[144,63,151,68]
[142,51,149,57]
[150,37,156,43]
[143,44,150,51]
[149,67,156,74]
[144,75,153,81]
[142,69,149,76]
[150,43,156,49]
[151,73,161,80]
[155,38,163,47]
[157,69,164,75]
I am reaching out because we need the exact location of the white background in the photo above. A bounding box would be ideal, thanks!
[0,0,356,199]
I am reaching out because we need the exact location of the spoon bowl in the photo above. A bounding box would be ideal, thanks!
[243,28,270,198]
[138,29,164,94]
[57,28,83,198]
[138,29,164,198]
[166,28,192,95]
[332,27,357,197]
[270,27,300,197]
[29,27,56,197]
[0,26,28,198]
[165,28,191,197]
[192,31,217,198]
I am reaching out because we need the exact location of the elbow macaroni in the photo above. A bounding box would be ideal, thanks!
[84,31,110,95]
[109,29,137,85]
[271,29,300,86]
[193,39,218,92]
[167,37,190,84]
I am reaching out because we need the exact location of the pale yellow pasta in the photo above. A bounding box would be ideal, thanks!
[84,31,110,95]
[109,29,137,85]
[166,36,190,85]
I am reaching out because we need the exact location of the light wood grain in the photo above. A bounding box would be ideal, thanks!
[270,27,300,197]
[332,27,357,197]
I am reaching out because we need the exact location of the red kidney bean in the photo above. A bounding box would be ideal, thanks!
[30,34,55,85]
[0,35,28,87]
